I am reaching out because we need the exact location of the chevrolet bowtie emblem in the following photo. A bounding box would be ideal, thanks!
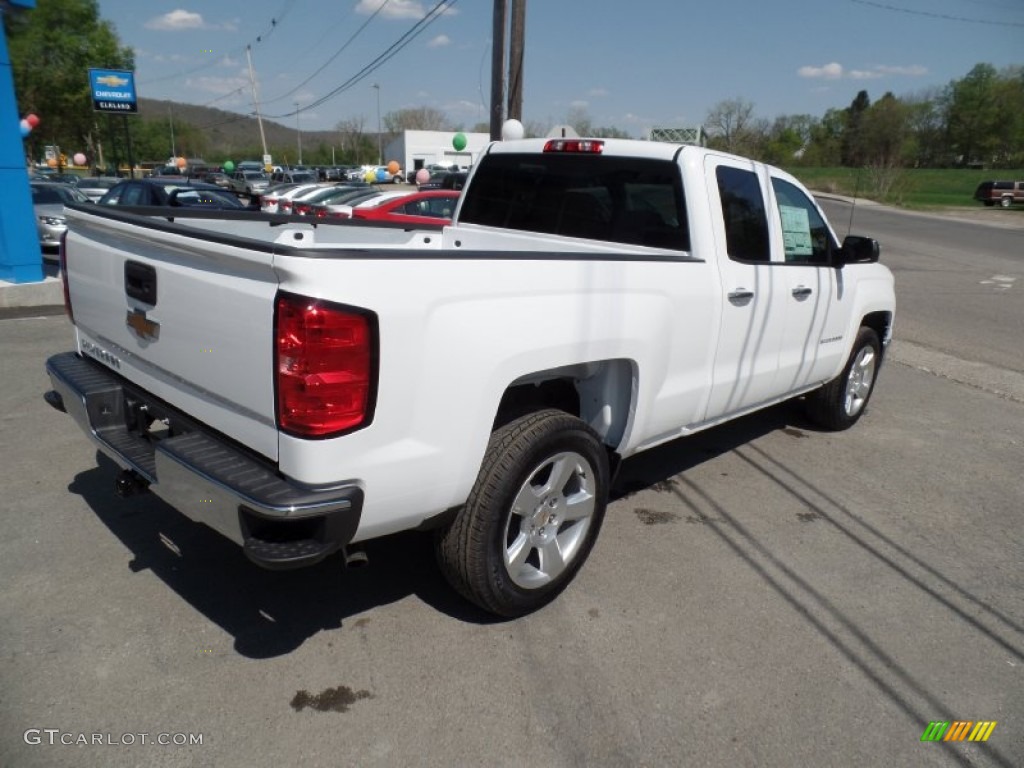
[96,74,129,87]
[126,309,160,341]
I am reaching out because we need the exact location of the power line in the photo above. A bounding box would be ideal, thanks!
[260,0,392,106]
[849,0,1024,27]
[265,0,458,118]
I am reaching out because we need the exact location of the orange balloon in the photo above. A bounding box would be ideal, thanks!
[47,157,57,167]
[176,156,187,168]
[387,160,399,175]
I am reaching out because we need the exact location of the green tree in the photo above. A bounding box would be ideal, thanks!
[840,90,870,166]
[5,0,134,168]
[943,63,1001,166]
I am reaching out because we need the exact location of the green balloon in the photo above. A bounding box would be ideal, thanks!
[223,160,235,173]
[452,132,467,151]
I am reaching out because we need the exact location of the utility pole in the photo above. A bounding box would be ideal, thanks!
[245,45,269,163]
[507,0,526,121]
[489,0,507,141]
[295,102,302,165]
[372,83,382,165]
[168,104,176,160]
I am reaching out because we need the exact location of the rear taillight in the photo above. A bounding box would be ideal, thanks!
[275,292,376,438]
[59,230,73,323]
[294,202,312,215]
[280,201,293,212]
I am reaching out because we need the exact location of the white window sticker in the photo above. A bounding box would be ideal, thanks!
[779,205,813,257]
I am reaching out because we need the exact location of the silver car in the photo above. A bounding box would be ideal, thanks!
[30,181,91,250]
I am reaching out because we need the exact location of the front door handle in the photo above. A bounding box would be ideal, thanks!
[728,289,754,301]
[791,286,813,299]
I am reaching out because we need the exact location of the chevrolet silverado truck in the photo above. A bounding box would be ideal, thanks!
[44,138,894,617]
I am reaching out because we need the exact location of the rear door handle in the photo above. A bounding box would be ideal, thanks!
[728,289,754,301]
[791,286,813,299]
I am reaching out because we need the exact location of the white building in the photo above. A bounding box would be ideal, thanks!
[383,130,491,177]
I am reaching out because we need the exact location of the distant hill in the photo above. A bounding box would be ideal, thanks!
[138,97,342,163]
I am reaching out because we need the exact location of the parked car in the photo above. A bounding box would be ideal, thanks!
[73,177,120,203]
[418,171,468,191]
[263,182,335,214]
[315,190,410,220]
[271,170,319,185]
[97,178,247,210]
[229,170,270,197]
[973,180,1024,208]
[350,190,460,226]
[205,171,232,189]
[288,184,376,216]
[30,181,92,250]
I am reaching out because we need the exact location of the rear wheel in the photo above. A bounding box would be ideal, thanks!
[1001,197,1013,209]
[805,327,881,431]
[436,409,609,617]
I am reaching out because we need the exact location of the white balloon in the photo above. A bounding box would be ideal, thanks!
[501,119,524,141]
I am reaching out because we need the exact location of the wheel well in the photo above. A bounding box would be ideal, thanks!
[861,311,892,358]
[492,360,635,452]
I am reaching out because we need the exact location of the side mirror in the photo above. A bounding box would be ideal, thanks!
[837,235,880,266]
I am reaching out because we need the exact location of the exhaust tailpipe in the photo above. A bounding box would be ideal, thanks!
[115,469,150,498]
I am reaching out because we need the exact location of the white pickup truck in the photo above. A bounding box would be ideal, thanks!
[45,138,894,617]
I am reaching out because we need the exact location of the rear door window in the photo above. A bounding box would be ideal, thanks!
[715,166,769,262]
[459,153,690,250]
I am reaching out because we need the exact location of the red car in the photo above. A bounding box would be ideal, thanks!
[350,190,460,226]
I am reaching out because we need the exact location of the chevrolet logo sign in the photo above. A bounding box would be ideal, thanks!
[126,309,160,341]
[96,74,130,87]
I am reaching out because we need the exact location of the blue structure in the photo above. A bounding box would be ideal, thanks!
[0,0,42,284]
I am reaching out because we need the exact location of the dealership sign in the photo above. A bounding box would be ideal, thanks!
[88,69,137,113]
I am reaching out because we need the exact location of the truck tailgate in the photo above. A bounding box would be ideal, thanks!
[63,208,281,461]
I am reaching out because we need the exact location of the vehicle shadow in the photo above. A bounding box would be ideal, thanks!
[66,400,814,659]
[68,453,496,659]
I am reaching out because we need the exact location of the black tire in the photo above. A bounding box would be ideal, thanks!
[805,327,881,431]
[436,409,609,617]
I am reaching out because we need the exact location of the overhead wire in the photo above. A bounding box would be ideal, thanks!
[848,0,1024,26]
[264,0,459,119]
[260,0,393,106]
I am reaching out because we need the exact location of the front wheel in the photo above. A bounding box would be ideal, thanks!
[436,409,609,617]
[805,327,881,430]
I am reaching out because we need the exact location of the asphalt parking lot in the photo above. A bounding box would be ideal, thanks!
[1,307,1021,767]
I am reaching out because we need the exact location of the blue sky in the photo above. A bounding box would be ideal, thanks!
[95,0,1024,135]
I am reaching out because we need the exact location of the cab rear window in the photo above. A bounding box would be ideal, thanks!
[459,153,689,250]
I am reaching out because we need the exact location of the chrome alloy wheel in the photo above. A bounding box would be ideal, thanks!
[502,451,596,589]
[843,345,877,418]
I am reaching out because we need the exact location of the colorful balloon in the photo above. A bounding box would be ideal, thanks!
[19,119,31,137]
[376,168,388,182]
[73,152,87,166]
[25,113,40,128]
[415,168,430,184]
[176,156,187,168]
[222,160,235,173]
[364,170,376,183]
[47,157,57,167]
[387,160,400,175]
[452,132,467,151]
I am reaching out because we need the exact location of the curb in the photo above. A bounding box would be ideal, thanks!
[0,275,64,309]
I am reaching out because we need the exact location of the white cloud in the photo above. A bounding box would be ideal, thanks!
[588,87,609,98]
[184,75,250,96]
[798,62,844,80]
[355,0,458,20]
[427,34,451,48]
[146,10,205,31]
[570,100,589,109]
[798,61,928,80]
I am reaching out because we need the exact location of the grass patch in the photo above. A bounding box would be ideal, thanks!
[784,167,1024,209]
